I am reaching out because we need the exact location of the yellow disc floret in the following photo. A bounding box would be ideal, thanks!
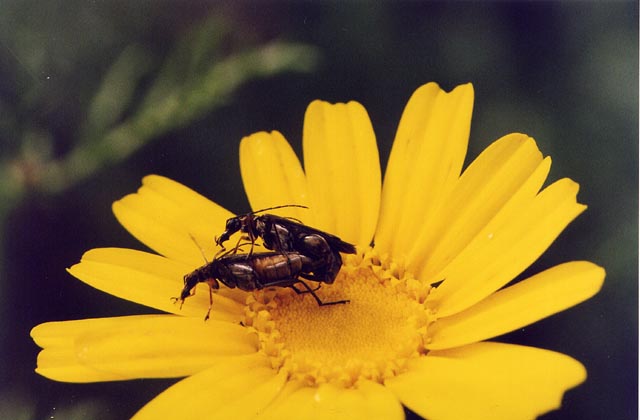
[244,248,434,388]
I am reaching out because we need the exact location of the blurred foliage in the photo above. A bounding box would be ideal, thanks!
[0,12,318,204]
[0,1,637,420]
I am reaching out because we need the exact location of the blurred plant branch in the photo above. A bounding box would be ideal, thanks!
[41,41,317,194]
[1,28,318,208]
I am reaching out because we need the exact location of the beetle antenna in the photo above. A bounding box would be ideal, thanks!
[250,204,309,215]
[214,241,257,259]
[282,216,304,224]
[188,233,209,263]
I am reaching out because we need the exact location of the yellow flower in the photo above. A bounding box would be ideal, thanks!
[31,82,604,419]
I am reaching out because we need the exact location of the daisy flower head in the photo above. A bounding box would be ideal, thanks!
[31,82,605,419]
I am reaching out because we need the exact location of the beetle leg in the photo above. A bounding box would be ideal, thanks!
[204,284,213,321]
[293,280,349,306]
[299,271,329,283]
[214,246,227,259]
[231,234,246,255]
[203,279,220,321]
[289,282,322,294]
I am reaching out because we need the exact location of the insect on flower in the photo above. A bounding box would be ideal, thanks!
[215,205,357,285]
[176,249,350,320]
[32,83,606,419]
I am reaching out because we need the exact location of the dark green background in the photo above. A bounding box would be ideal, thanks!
[0,2,637,419]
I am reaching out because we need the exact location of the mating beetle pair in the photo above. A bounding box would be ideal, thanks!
[176,206,356,319]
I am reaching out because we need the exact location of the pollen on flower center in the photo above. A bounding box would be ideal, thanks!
[243,249,434,388]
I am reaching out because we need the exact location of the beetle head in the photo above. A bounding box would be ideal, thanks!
[216,216,244,246]
[180,272,200,301]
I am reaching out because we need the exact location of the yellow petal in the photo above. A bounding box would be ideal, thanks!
[409,134,549,279]
[32,315,258,382]
[386,342,586,420]
[76,316,258,378]
[376,83,474,259]
[112,175,233,265]
[35,346,130,382]
[32,317,141,382]
[303,100,381,246]
[428,261,605,350]
[258,381,404,420]
[240,131,313,225]
[428,178,587,317]
[132,353,285,420]
[68,248,245,321]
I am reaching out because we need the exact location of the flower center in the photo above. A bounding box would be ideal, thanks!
[243,248,434,388]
